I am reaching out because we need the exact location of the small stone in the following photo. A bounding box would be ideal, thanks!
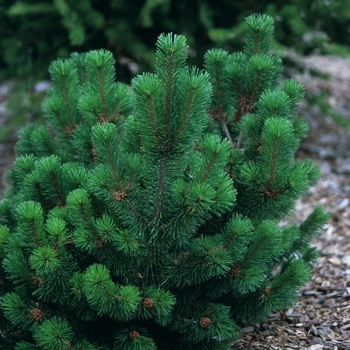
[285,312,301,318]
[311,325,319,335]
[318,326,335,341]
[242,326,254,333]
[329,257,342,266]
[317,296,325,304]
[311,337,323,345]
[321,280,331,288]
[307,345,323,350]
[284,327,296,335]
[304,289,318,296]
[341,324,350,331]
[338,198,349,210]
[325,291,343,299]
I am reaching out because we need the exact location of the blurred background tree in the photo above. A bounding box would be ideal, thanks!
[1,0,350,82]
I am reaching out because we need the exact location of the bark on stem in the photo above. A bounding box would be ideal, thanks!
[221,119,234,147]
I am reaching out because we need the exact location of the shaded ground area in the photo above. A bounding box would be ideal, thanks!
[0,54,350,350]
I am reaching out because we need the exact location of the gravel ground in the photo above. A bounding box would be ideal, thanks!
[0,54,350,350]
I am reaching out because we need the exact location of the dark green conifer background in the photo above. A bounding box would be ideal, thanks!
[1,0,349,81]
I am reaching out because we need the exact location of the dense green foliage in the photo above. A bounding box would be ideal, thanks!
[0,14,328,350]
[1,0,350,81]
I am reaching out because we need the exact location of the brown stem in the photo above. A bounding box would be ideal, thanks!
[153,155,168,227]
[235,131,244,149]
[220,119,234,148]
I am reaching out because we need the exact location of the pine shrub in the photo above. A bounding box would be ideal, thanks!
[0,14,328,350]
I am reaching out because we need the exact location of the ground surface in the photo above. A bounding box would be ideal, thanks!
[0,54,349,350]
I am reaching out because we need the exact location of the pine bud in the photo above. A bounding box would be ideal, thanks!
[143,297,155,309]
[199,317,211,328]
[129,330,140,340]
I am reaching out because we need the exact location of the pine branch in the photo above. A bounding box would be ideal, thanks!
[221,119,234,147]
[153,155,168,229]
[163,48,176,139]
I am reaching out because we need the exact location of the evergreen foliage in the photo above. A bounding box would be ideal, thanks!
[0,14,328,350]
[1,0,349,81]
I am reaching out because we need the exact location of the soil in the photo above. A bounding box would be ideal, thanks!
[0,54,350,350]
